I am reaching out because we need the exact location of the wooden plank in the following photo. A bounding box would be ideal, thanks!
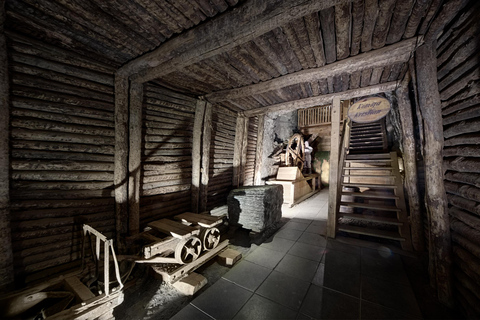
[232,116,245,187]
[254,115,265,185]
[242,82,398,117]
[335,2,351,60]
[206,38,419,103]
[119,0,353,81]
[191,100,206,213]
[148,219,199,239]
[174,212,223,228]
[371,0,396,49]
[240,117,250,186]
[128,81,143,236]
[319,6,336,64]
[64,276,95,303]
[114,75,129,250]
[415,41,453,306]
[361,0,378,52]
[200,102,212,212]
[0,1,13,291]
[350,0,364,56]
[327,97,341,238]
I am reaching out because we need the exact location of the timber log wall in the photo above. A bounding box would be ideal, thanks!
[7,32,117,282]
[140,84,196,225]
[438,1,480,316]
[207,106,237,210]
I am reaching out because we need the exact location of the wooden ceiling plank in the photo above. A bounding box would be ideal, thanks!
[293,18,318,69]
[243,41,281,78]
[361,0,378,52]
[335,2,351,60]
[372,0,396,49]
[168,0,204,25]
[194,0,218,18]
[380,65,392,83]
[310,80,321,96]
[210,54,253,87]
[253,34,289,76]
[270,28,303,73]
[230,46,271,82]
[160,0,195,30]
[369,66,384,86]
[424,0,470,43]
[350,0,364,56]
[242,81,398,117]
[210,0,229,13]
[318,79,329,95]
[386,0,415,44]
[205,37,419,102]
[120,0,352,81]
[418,0,443,35]
[184,63,230,91]
[333,75,344,93]
[403,0,430,38]
[304,12,326,67]
[203,57,244,88]
[350,70,362,89]
[327,76,335,93]
[360,68,373,87]
[437,1,480,50]
[341,73,350,92]
[282,23,310,69]
[223,51,261,84]
[319,6,337,63]
[387,63,403,82]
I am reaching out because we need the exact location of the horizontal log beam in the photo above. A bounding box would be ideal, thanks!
[118,0,352,81]
[242,81,398,117]
[206,38,419,103]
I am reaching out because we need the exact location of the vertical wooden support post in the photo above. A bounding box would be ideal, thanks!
[191,100,207,213]
[114,75,129,249]
[327,97,341,238]
[200,102,212,212]
[415,41,453,306]
[128,81,143,235]
[240,117,250,186]
[254,115,265,185]
[0,0,14,292]
[233,115,246,187]
[396,71,425,252]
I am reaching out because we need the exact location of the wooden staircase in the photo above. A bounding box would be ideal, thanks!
[349,120,387,153]
[336,122,413,251]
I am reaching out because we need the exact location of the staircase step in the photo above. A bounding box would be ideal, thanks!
[342,183,397,189]
[338,213,403,225]
[350,142,384,147]
[346,153,391,160]
[337,225,405,241]
[350,136,385,142]
[342,174,394,178]
[350,132,383,137]
[352,122,382,127]
[343,167,392,170]
[350,130,382,136]
[351,124,382,130]
[345,159,392,163]
[341,192,399,200]
[340,202,401,212]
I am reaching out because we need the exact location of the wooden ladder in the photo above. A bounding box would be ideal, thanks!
[337,151,413,251]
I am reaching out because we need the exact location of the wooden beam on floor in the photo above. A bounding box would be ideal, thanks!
[0,0,14,292]
[117,0,353,82]
[242,81,398,117]
[206,37,420,103]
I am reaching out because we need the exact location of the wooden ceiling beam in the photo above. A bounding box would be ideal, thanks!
[207,37,421,103]
[241,81,398,117]
[117,0,352,82]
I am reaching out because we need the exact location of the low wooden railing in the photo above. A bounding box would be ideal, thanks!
[298,105,332,127]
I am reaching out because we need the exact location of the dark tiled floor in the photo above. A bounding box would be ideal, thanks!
[172,190,424,320]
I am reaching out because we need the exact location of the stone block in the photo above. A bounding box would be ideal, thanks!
[172,272,207,296]
[217,248,242,266]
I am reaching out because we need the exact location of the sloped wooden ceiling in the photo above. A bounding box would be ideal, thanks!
[6,0,444,113]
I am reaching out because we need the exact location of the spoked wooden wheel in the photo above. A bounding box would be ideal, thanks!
[174,236,202,264]
[285,133,305,171]
[200,228,220,251]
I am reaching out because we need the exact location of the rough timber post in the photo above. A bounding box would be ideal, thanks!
[200,102,212,212]
[415,41,453,306]
[254,115,265,185]
[233,115,246,187]
[0,0,14,292]
[327,97,341,238]
[396,71,425,252]
[128,81,143,235]
[192,100,207,213]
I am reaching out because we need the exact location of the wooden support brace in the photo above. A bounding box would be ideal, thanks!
[192,100,207,213]
[327,97,341,238]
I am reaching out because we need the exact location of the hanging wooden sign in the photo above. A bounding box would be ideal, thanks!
[347,96,391,123]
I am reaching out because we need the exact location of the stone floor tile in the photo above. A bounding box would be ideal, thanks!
[260,236,296,253]
[191,278,252,320]
[274,254,319,282]
[282,221,310,231]
[288,241,326,262]
[305,223,326,235]
[323,249,361,297]
[256,271,310,310]
[361,248,410,285]
[361,300,420,319]
[222,260,271,291]
[275,227,304,241]
[233,294,297,320]
[245,246,286,269]
[361,275,422,317]
[300,285,360,319]
[297,232,327,247]
[290,217,314,225]
[326,239,362,255]
[170,304,213,320]
[312,263,325,287]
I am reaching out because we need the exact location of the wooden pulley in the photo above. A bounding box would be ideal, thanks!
[285,133,305,170]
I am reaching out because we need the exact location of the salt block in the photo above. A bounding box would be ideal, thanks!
[217,248,242,266]
[172,273,207,296]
